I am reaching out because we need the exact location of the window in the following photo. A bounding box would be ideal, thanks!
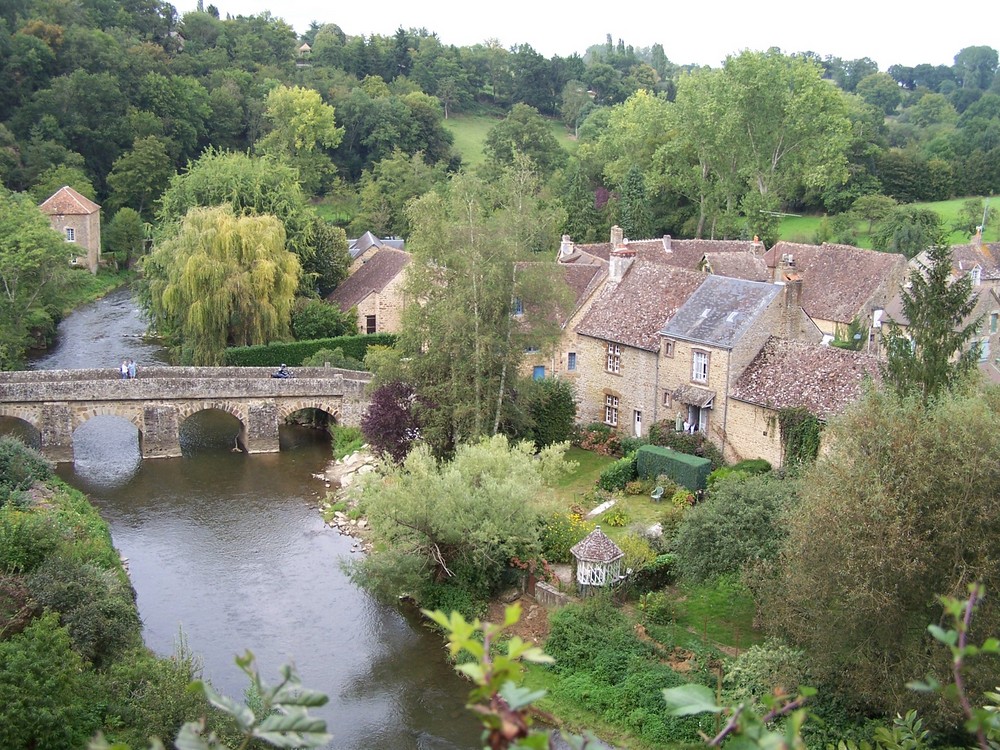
[604,394,619,426]
[991,312,998,334]
[533,365,546,380]
[65,227,75,242]
[524,345,540,354]
[691,350,709,383]
[980,337,991,362]
[971,266,982,286]
[663,339,674,358]
[513,298,524,316]
[365,315,376,334]
[662,391,671,407]
[606,342,621,373]
[567,352,577,371]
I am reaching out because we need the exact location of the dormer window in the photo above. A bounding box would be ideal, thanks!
[971,266,982,286]
[65,227,75,242]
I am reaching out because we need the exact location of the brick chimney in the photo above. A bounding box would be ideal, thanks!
[610,225,624,246]
[779,276,805,340]
[750,235,764,255]
[558,234,575,260]
[662,235,672,252]
[609,236,636,283]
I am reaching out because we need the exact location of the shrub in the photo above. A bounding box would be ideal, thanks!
[732,458,772,475]
[674,473,799,583]
[638,591,673,625]
[26,555,142,667]
[361,380,424,463]
[0,508,63,574]
[603,508,630,527]
[301,347,366,370]
[291,298,357,341]
[623,478,654,495]
[419,580,487,621]
[513,376,577,448]
[541,512,593,563]
[631,553,678,591]
[573,423,621,456]
[617,532,655,571]
[224,332,395,366]
[723,638,810,705]
[598,453,636,492]
[0,437,53,508]
[331,425,363,460]
[637,445,712,490]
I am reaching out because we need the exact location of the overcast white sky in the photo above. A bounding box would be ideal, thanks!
[173,0,999,70]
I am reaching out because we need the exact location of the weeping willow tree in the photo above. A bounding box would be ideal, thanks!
[144,206,300,364]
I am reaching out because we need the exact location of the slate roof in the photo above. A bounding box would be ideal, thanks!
[764,242,907,324]
[575,262,706,351]
[730,337,882,419]
[348,231,405,260]
[659,275,780,349]
[327,248,410,311]
[570,527,624,563]
[38,186,100,215]
[700,252,770,282]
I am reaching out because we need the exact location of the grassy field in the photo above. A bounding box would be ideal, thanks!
[443,111,578,169]
[778,195,1000,247]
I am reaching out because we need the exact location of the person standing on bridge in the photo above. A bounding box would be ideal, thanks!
[120,360,129,379]
[127,359,137,379]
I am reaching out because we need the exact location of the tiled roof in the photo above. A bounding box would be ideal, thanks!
[765,242,907,324]
[950,242,1000,279]
[570,236,762,271]
[570,526,624,563]
[559,264,605,325]
[730,337,882,419]
[327,248,410,311]
[660,275,780,349]
[575,262,706,351]
[701,252,770,282]
[38,186,100,215]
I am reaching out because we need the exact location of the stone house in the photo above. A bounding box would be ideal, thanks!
[39,186,101,274]
[327,247,410,334]
[657,276,821,459]
[728,338,882,466]
[763,242,908,348]
[572,235,707,437]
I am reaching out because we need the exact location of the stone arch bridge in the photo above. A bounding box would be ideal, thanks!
[0,366,372,462]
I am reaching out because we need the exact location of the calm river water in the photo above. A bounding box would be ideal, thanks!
[21,287,481,750]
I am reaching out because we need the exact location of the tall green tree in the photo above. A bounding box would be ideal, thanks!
[397,167,568,456]
[881,242,982,401]
[758,386,1000,728]
[0,189,75,369]
[871,205,944,257]
[255,84,343,195]
[617,164,653,240]
[483,103,567,179]
[143,205,300,364]
[106,135,175,219]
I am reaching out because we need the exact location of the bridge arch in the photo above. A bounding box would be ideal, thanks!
[0,405,41,434]
[276,400,342,424]
[71,404,144,433]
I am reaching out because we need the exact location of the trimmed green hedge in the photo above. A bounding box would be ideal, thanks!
[223,333,396,367]
[636,445,712,490]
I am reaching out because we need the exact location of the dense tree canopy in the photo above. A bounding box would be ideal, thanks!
[143,205,300,364]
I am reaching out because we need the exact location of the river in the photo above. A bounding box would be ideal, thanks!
[19,287,482,750]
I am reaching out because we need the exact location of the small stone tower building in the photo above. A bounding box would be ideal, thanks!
[39,186,102,274]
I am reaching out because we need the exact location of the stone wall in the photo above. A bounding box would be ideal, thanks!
[724,399,783,466]
[573,335,660,436]
[354,272,409,334]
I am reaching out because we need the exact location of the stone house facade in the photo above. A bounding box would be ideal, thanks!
[657,276,821,459]
[39,186,102,274]
[327,247,410,334]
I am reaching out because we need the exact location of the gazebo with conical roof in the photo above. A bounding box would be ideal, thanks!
[570,526,624,595]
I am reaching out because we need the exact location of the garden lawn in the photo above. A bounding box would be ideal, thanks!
[550,446,615,507]
[443,111,577,170]
[663,575,763,650]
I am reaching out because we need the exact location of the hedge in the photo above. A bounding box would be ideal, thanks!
[223,333,397,367]
[636,445,712,490]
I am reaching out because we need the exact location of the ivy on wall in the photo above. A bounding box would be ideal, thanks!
[778,407,822,466]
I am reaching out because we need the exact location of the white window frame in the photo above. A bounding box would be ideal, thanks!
[604,394,619,426]
[65,227,76,242]
[691,349,709,383]
[606,342,621,374]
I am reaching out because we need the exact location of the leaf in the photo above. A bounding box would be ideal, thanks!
[195,680,256,730]
[662,684,722,716]
[498,680,548,710]
[255,709,333,748]
[456,662,486,683]
[927,624,958,646]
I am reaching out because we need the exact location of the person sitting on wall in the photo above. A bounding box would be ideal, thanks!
[272,364,291,379]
